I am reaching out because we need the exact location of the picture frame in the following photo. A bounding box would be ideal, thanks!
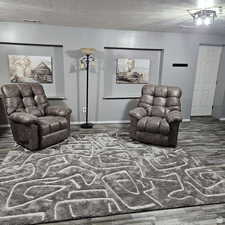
[8,55,53,83]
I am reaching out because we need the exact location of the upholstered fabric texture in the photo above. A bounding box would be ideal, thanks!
[2,83,48,116]
[129,84,182,147]
[1,83,71,150]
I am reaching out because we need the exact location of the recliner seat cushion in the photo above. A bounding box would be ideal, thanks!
[38,116,68,136]
[147,106,169,118]
[137,116,170,135]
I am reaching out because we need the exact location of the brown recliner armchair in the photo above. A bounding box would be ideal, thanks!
[129,84,182,147]
[1,83,72,150]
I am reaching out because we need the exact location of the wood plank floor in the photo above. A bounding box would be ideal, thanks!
[1,117,225,225]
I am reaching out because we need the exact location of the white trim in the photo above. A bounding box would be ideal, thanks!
[219,118,225,121]
[71,120,130,125]
[0,119,190,128]
[0,124,10,128]
[72,119,191,125]
[182,119,191,122]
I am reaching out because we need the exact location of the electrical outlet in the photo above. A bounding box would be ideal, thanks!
[216,217,224,224]
[82,107,86,113]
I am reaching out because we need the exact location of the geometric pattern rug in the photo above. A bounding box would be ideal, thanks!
[1,129,225,225]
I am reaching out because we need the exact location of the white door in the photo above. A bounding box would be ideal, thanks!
[191,46,222,116]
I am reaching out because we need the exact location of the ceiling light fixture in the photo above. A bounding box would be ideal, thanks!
[197,0,214,9]
[190,9,217,26]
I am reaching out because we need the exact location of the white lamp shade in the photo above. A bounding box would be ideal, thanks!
[80,48,96,55]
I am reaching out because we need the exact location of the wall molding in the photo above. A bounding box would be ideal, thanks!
[103,96,139,100]
[0,42,63,47]
[71,120,130,125]
[73,119,191,124]
[47,96,66,100]
[182,119,191,122]
[0,95,66,100]
[104,46,163,51]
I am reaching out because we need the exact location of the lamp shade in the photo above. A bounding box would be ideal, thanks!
[80,48,96,55]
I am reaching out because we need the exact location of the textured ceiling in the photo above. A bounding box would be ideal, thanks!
[0,0,225,34]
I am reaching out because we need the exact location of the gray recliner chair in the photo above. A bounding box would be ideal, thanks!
[1,83,72,150]
[129,84,182,147]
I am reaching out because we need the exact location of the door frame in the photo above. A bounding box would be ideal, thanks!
[191,44,223,117]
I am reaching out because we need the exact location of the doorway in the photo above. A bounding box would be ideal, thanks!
[191,45,222,116]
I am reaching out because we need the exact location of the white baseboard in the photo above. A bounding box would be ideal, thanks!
[71,120,130,125]
[0,119,190,128]
[219,118,225,121]
[0,121,130,128]
[0,124,10,128]
[73,119,191,124]
[182,119,191,122]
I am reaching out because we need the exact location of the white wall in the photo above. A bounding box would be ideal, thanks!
[0,22,225,122]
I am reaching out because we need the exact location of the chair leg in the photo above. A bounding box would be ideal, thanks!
[168,122,180,147]
[66,115,71,137]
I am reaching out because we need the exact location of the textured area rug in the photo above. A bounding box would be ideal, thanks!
[1,129,225,225]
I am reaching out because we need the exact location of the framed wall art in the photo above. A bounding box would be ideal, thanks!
[8,55,53,83]
[116,58,150,84]
[104,47,163,98]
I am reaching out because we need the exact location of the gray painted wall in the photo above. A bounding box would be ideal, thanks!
[104,49,162,98]
[0,44,64,97]
[0,22,225,123]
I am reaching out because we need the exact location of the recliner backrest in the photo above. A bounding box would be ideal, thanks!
[138,84,182,118]
[1,83,49,116]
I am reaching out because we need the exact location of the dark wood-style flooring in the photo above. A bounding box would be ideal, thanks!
[1,117,225,225]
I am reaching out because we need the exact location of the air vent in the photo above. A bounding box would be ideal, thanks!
[173,63,188,67]
[23,19,41,23]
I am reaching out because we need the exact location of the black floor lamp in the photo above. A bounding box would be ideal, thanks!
[80,48,96,129]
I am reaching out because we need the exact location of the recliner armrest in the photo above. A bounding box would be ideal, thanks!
[45,105,72,117]
[166,110,182,123]
[129,107,147,120]
[9,112,39,125]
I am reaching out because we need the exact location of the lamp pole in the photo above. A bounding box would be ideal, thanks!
[81,53,93,129]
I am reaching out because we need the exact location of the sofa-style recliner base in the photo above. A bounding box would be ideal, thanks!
[10,122,39,150]
[41,129,69,149]
[10,116,71,151]
[130,121,180,147]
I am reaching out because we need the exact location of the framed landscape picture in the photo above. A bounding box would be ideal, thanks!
[8,55,53,83]
[116,58,150,84]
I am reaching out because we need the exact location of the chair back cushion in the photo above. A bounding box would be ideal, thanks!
[138,84,182,118]
[1,83,49,116]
